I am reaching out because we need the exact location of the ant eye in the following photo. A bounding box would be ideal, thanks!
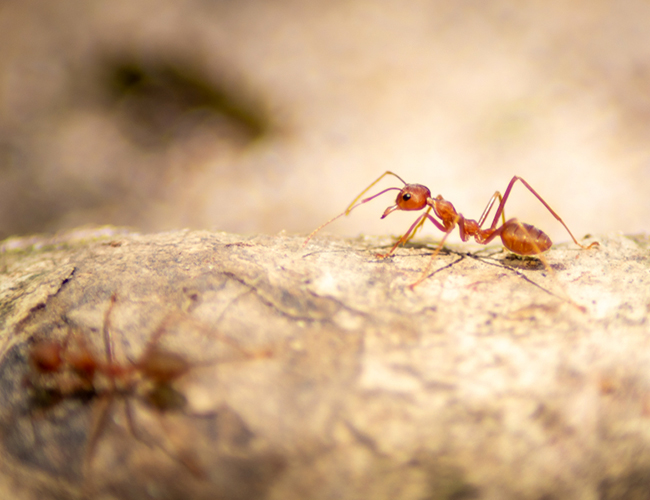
[402,193,411,201]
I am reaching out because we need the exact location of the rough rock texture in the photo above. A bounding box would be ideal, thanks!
[0,228,648,500]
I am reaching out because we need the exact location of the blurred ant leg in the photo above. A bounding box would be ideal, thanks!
[81,395,113,480]
[152,287,269,363]
[117,397,205,478]
[102,294,119,366]
[60,313,87,353]
[344,170,408,214]
[217,288,256,324]
[136,311,182,362]
[106,295,185,376]
[80,294,121,481]
[156,413,207,479]
[203,289,273,360]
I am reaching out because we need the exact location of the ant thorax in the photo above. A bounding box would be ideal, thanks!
[430,198,458,224]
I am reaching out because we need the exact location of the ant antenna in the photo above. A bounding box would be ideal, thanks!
[344,171,407,214]
[303,171,407,247]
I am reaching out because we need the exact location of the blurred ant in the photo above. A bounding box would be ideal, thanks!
[304,171,598,288]
[24,293,252,483]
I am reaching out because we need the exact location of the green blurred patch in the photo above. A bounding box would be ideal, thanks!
[103,58,270,147]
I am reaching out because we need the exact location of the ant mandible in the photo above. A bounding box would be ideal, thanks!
[304,171,599,288]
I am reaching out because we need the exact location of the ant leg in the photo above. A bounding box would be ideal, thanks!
[404,206,433,243]
[81,395,113,480]
[60,313,86,353]
[479,221,588,312]
[376,212,430,259]
[120,397,206,479]
[161,295,272,363]
[489,176,598,250]
[408,211,465,288]
[408,224,457,289]
[135,308,187,363]
[102,294,119,366]
[378,205,450,260]
[477,191,506,228]
[80,298,120,443]
[155,412,207,478]
[79,294,121,482]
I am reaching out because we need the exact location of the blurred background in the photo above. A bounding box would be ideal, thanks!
[1,0,649,244]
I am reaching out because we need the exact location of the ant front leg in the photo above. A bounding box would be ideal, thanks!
[375,211,434,259]
[408,214,460,289]
[404,206,433,243]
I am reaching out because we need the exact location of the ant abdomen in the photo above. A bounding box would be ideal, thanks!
[501,220,552,256]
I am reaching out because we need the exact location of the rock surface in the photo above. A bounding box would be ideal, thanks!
[0,227,648,500]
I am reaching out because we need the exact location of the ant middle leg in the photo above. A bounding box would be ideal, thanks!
[477,191,506,228]
[403,206,433,244]
[408,214,461,289]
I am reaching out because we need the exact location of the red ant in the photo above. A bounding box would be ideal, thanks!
[304,171,598,288]
[23,294,211,485]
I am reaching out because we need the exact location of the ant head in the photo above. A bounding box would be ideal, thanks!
[382,184,431,218]
[29,340,64,374]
